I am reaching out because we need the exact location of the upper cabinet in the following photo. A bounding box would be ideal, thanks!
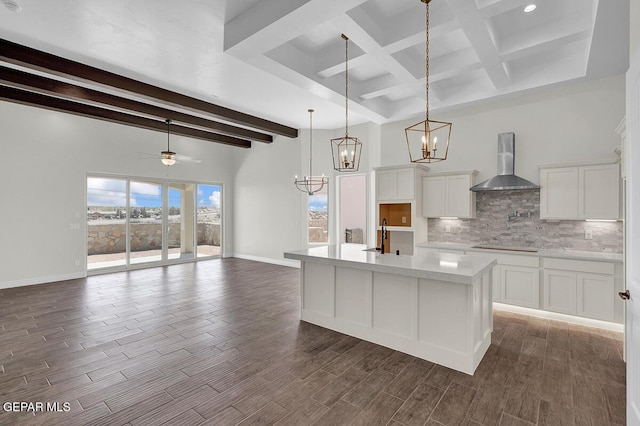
[539,160,620,220]
[422,171,477,218]
[376,165,426,201]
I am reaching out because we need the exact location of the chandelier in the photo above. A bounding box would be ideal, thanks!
[405,0,452,163]
[294,109,327,195]
[331,34,363,172]
[161,119,176,166]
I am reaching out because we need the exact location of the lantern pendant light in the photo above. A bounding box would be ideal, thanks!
[331,34,363,172]
[294,109,328,195]
[161,119,177,166]
[405,0,452,163]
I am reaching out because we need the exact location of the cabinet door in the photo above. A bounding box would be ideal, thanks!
[577,273,614,321]
[540,167,579,219]
[542,269,576,315]
[579,163,620,219]
[501,266,540,308]
[446,175,474,218]
[395,169,414,199]
[377,170,397,200]
[492,265,501,302]
[422,176,446,217]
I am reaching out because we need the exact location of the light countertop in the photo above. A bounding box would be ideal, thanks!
[284,244,497,285]
[415,242,623,263]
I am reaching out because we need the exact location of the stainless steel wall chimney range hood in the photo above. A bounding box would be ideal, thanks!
[470,132,540,192]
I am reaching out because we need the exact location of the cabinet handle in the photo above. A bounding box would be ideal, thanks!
[618,290,631,300]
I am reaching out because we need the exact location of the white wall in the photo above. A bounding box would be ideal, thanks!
[232,133,303,265]
[380,76,626,184]
[1,74,627,283]
[233,120,380,263]
[632,0,639,60]
[0,101,239,287]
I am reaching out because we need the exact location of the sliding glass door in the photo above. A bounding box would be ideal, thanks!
[130,180,163,265]
[87,177,128,270]
[168,182,196,260]
[196,184,222,257]
[87,175,221,272]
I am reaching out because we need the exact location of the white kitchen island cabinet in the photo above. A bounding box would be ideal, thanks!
[284,245,497,375]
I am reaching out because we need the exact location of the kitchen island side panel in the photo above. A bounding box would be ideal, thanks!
[298,261,492,375]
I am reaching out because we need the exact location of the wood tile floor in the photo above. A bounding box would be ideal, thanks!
[0,258,626,425]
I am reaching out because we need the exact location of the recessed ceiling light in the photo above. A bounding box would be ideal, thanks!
[524,4,537,13]
[2,0,21,12]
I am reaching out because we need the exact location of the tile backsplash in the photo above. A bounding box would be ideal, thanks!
[427,189,623,253]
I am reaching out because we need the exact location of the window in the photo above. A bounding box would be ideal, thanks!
[308,184,328,243]
[87,175,222,272]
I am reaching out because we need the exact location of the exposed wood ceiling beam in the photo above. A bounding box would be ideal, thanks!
[0,38,297,138]
[0,85,252,148]
[0,66,272,144]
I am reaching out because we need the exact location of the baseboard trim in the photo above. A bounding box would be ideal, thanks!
[493,302,624,332]
[231,254,300,268]
[0,272,86,290]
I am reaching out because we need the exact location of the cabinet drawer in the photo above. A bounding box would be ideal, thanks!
[495,254,540,268]
[543,258,614,275]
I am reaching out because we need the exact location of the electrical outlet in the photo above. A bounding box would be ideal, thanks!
[585,229,593,240]
[401,216,407,224]
[445,225,451,233]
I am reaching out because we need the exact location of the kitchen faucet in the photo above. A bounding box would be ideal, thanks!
[380,218,388,254]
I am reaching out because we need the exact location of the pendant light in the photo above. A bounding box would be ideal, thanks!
[161,119,176,166]
[331,34,363,172]
[294,109,327,195]
[405,0,452,163]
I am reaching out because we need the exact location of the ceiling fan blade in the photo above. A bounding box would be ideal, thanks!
[176,154,202,163]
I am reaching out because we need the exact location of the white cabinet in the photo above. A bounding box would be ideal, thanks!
[375,165,429,255]
[422,171,477,218]
[539,160,620,220]
[580,164,620,219]
[539,167,579,219]
[422,176,446,217]
[377,167,416,200]
[501,265,540,309]
[577,273,615,321]
[542,258,617,322]
[542,269,577,315]
[491,265,501,303]
[492,254,540,309]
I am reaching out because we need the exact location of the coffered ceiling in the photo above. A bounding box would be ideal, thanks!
[0,0,629,131]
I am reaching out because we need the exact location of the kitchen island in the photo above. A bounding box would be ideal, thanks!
[284,245,497,375]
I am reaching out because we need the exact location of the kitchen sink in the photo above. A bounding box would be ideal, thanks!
[471,244,538,253]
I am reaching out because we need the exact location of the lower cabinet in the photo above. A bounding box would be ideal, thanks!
[542,269,577,315]
[501,265,540,308]
[542,258,616,322]
[492,255,540,309]
[577,272,615,321]
[417,248,622,323]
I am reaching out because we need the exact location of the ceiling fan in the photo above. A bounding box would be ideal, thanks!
[161,119,177,166]
[138,119,202,165]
